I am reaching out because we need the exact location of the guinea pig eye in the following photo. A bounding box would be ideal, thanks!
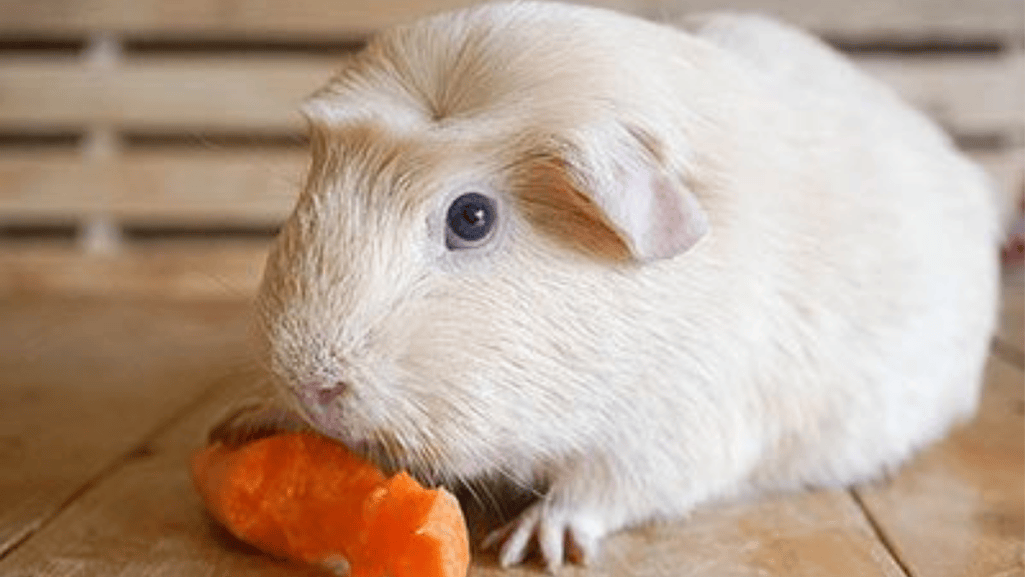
[445,192,498,249]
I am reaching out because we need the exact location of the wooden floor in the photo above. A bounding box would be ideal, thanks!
[0,269,1021,577]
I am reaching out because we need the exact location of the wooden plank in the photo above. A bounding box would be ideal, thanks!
[857,51,1025,142]
[647,0,1025,39]
[0,242,270,299]
[0,147,1016,227]
[0,351,340,576]
[0,0,486,36]
[0,148,1015,302]
[0,0,1019,38]
[0,150,305,224]
[0,383,322,577]
[0,298,257,556]
[998,266,1024,359]
[855,356,1025,577]
[470,491,906,575]
[0,306,904,576]
[0,316,1014,576]
[0,56,334,131]
[0,52,1018,137]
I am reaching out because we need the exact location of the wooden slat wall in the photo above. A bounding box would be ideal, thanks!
[0,150,306,223]
[0,54,1020,134]
[0,0,1021,299]
[0,0,1020,36]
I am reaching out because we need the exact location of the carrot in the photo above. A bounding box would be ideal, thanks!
[190,432,469,577]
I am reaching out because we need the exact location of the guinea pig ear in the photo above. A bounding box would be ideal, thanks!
[519,151,709,263]
[553,123,709,263]
[591,159,709,262]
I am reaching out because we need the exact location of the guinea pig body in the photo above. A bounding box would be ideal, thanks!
[253,2,1001,569]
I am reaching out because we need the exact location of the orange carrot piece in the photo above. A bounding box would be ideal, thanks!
[191,432,469,577]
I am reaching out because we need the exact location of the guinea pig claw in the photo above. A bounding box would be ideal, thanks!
[495,504,540,568]
[480,523,511,553]
[483,501,600,572]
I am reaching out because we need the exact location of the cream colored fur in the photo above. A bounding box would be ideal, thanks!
[252,2,1001,570]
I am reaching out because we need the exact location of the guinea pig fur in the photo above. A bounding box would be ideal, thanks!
[251,1,1002,570]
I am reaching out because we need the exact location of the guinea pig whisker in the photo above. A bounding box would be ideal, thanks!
[465,478,506,518]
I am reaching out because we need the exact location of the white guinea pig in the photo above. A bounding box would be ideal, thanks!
[229,1,1004,570]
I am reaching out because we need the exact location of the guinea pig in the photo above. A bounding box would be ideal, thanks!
[214,1,1004,570]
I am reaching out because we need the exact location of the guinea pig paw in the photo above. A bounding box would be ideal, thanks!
[483,501,602,572]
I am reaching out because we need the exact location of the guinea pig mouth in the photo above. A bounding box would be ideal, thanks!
[284,383,441,481]
[349,438,404,475]
[291,402,414,476]
[289,395,338,433]
[331,431,421,479]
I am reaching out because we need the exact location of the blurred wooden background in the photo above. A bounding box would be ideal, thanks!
[0,0,1021,299]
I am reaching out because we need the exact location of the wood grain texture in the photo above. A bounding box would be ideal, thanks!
[0,147,1017,302]
[0,0,485,36]
[858,51,1025,142]
[0,300,904,577]
[0,53,1019,138]
[0,148,1015,233]
[0,242,270,299]
[997,266,1024,360]
[468,491,905,576]
[0,56,333,131]
[855,356,1025,577]
[0,362,314,577]
[0,150,305,224]
[0,0,1019,37]
[0,277,1021,575]
[0,299,257,557]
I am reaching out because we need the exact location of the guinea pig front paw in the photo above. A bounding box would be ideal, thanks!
[482,499,604,572]
[206,400,309,447]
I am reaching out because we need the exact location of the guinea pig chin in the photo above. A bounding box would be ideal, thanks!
[289,387,437,478]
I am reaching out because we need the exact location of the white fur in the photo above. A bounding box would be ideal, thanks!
[254,2,1001,570]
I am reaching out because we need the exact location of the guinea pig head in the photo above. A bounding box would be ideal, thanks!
[254,13,711,484]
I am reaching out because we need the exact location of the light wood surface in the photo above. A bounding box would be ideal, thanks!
[0,150,306,224]
[470,490,906,576]
[0,341,312,577]
[998,267,1024,358]
[0,51,1019,137]
[855,356,1024,577]
[0,145,1017,236]
[0,242,270,300]
[857,52,1024,141]
[0,148,1016,303]
[0,0,1020,300]
[0,56,331,131]
[0,272,1021,575]
[0,0,1020,37]
[0,299,257,554]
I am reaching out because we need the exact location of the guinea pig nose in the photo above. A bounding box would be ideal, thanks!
[300,381,348,408]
